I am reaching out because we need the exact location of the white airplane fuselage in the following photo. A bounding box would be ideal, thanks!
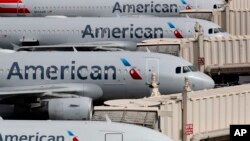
[0,17,227,50]
[0,0,225,17]
[0,51,215,120]
[0,52,214,100]
[0,120,173,141]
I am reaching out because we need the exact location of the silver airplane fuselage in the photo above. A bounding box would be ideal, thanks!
[0,51,214,100]
[0,120,173,141]
[0,0,225,17]
[0,17,227,50]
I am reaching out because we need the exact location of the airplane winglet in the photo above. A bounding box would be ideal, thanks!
[105,114,112,123]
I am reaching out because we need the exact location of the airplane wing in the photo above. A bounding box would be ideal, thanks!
[0,83,103,104]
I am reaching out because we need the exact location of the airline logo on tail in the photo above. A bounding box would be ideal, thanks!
[167,22,183,38]
[121,58,142,80]
[67,131,79,141]
[0,0,30,14]
[180,0,192,10]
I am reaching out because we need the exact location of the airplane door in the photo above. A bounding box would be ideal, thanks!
[17,0,26,16]
[105,133,123,141]
[146,58,159,83]
[185,22,195,37]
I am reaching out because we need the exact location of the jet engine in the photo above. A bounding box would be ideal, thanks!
[47,97,93,120]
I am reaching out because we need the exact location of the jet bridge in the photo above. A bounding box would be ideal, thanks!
[94,83,250,141]
[137,34,250,86]
[92,100,163,129]
[180,9,223,21]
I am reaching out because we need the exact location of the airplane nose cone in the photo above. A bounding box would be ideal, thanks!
[187,73,215,90]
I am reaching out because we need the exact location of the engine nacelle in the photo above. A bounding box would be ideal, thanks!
[47,97,92,120]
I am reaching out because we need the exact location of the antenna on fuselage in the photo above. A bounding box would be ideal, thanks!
[11,43,20,51]
[146,47,151,53]
[105,114,112,123]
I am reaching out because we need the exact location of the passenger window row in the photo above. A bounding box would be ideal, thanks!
[0,29,81,33]
[0,68,141,74]
[0,29,184,34]
[33,6,112,10]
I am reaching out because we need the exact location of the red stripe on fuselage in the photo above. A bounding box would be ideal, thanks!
[0,8,29,13]
[0,0,22,3]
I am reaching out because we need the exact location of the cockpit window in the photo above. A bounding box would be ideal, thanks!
[188,66,198,72]
[183,66,190,73]
[208,28,213,34]
[176,67,181,74]
[214,28,219,34]
[218,28,225,32]
[208,28,225,34]
[214,4,224,9]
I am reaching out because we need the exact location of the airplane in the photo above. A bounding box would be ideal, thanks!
[0,119,173,141]
[0,0,225,17]
[0,17,228,50]
[0,51,215,120]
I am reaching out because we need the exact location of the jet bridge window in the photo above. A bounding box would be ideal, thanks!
[175,67,181,74]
